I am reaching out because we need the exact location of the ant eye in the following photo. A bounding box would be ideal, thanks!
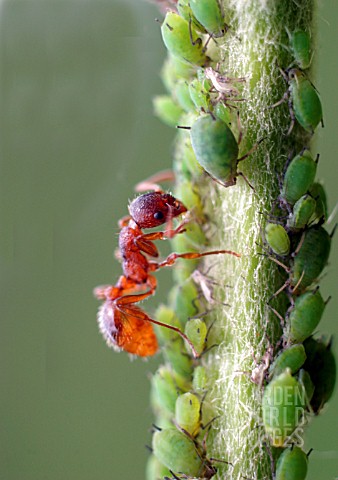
[154,211,164,220]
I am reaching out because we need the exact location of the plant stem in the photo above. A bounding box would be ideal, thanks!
[172,1,315,478]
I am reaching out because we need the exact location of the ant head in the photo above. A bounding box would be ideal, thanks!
[129,192,187,228]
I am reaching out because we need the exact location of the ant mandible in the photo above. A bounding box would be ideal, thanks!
[94,176,240,358]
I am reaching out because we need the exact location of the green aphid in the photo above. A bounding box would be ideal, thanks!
[303,337,336,414]
[290,29,312,70]
[214,102,231,125]
[291,225,331,290]
[308,182,328,223]
[184,221,207,246]
[175,392,201,437]
[169,280,201,325]
[153,95,184,127]
[287,68,323,133]
[265,223,290,257]
[174,80,196,112]
[161,12,208,67]
[174,117,204,180]
[146,454,171,480]
[189,77,213,112]
[193,366,207,392]
[275,446,308,480]
[151,366,190,416]
[152,428,204,478]
[155,305,183,343]
[269,344,306,379]
[161,54,195,92]
[287,194,316,230]
[154,305,193,377]
[164,339,194,379]
[153,428,219,479]
[190,115,247,187]
[177,0,207,34]
[190,0,228,38]
[288,289,327,343]
[174,179,205,220]
[185,318,208,356]
[298,368,315,404]
[280,150,318,206]
[262,369,306,447]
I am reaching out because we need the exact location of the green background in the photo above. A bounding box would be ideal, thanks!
[1,1,337,479]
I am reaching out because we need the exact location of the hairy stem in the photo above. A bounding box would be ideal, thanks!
[173,1,315,478]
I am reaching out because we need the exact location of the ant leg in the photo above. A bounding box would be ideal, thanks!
[94,275,142,300]
[118,215,131,228]
[155,249,241,270]
[137,218,190,247]
[134,169,175,193]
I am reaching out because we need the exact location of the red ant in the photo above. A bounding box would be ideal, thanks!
[94,185,240,358]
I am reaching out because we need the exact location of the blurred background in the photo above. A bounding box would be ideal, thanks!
[0,1,337,479]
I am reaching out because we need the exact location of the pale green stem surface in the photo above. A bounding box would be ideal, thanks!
[174,1,315,478]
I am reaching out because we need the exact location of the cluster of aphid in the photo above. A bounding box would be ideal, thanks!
[95,0,336,478]
[257,30,336,480]
[260,148,336,476]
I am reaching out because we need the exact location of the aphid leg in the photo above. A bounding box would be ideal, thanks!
[267,303,285,327]
[286,96,296,136]
[269,91,288,109]
[202,33,213,54]
[237,171,255,191]
[291,270,305,294]
[188,17,202,47]
[237,136,266,164]
[292,231,306,257]
[134,169,175,193]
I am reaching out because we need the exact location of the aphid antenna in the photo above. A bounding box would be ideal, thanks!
[168,471,182,480]
[176,125,191,130]
[144,444,153,453]
[306,448,313,458]
[324,295,332,306]
[151,423,162,432]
